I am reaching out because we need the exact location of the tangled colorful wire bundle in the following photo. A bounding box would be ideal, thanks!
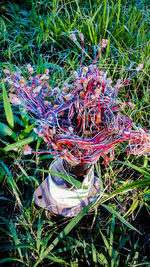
[3,34,150,165]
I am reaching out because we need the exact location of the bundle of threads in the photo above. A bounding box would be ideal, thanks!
[3,33,150,166]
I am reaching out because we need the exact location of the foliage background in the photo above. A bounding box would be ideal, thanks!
[0,0,150,266]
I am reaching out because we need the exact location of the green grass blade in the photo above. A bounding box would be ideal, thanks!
[38,168,82,189]
[10,221,23,261]
[19,123,35,139]
[124,197,139,217]
[110,216,115,258]
[97,252,109,265]
[44,254,69,265]
[0,257,28,265]
[101,178,150,203]
[0,122,18,141]
[17,162,39,184]
[0,162,22,208]
[134,262,150,266]
[3,134,37,152]
[95,163,104,191]
[99,229,109,251]
[36,216,42,253]
[2,80,14,129]
[117,0,121,24]
[113,161,150,177]
[92,242,97,264]
[0,243,37,252]
[101,204,141,234]
[91,3,102,22]
[117,236,129,253]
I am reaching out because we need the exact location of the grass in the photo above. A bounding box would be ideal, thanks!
[0,0,150,266]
